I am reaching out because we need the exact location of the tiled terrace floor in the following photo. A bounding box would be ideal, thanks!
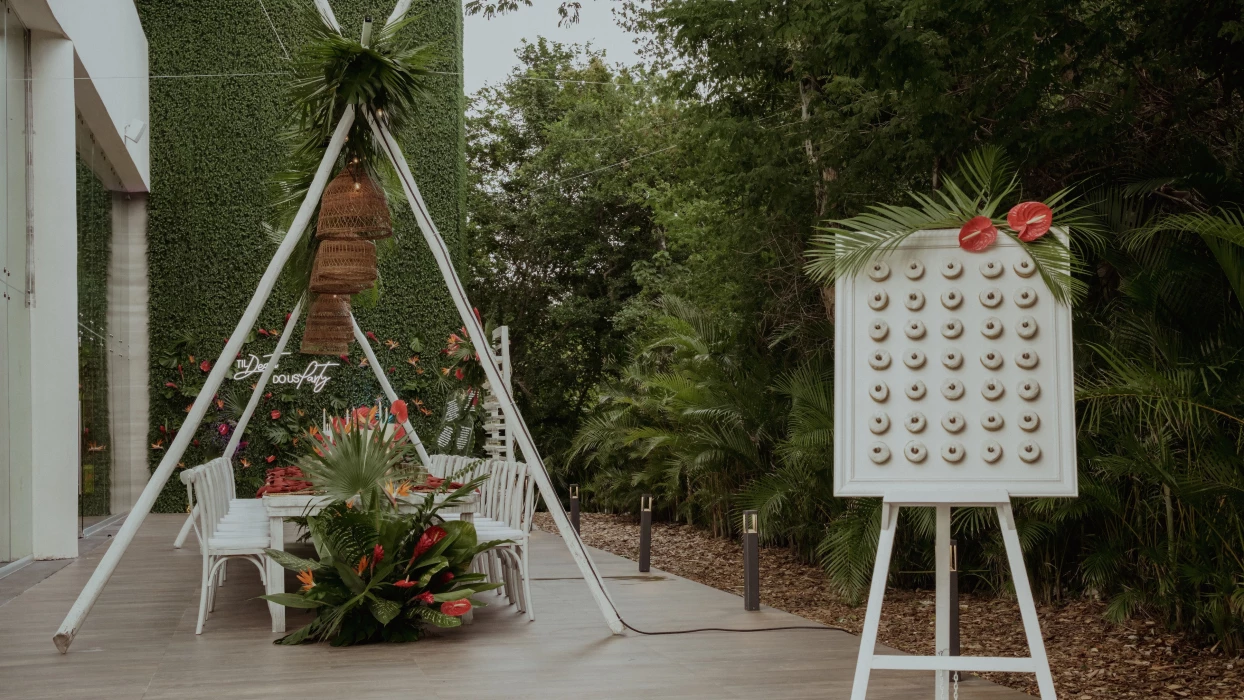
[0,515,1030,699]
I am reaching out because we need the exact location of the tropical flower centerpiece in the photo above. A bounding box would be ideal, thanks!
[262,404,507,645]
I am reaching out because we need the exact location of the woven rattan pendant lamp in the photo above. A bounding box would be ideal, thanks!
[317,162,392,240]
[300,293,354,355]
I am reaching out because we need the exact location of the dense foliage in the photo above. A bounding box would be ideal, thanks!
[465,1,1244,650]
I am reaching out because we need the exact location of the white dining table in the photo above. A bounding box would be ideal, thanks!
[261,492,476,633]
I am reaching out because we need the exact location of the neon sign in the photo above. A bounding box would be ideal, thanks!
[233,352,338,393]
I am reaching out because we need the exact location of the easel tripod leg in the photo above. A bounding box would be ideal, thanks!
[851,504,899,700]
[996,503,1057,699]
[935,504,952,697]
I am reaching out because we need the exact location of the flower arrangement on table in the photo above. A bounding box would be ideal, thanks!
[806,147,1104,307]
[261,402,507,646]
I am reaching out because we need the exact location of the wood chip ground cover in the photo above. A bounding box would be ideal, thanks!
[535,512,1243,699]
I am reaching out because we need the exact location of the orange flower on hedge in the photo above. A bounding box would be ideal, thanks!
[296,569,315,592]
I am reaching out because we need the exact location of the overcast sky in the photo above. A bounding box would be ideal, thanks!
[462,1,642,96]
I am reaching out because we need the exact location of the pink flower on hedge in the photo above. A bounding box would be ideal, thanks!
[270,410,281,420]
[366,331,378,341]
[199,360,211,372]
[217,424,228,436]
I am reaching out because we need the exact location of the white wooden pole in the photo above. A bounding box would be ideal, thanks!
[224,297,305,459]
[366,110,624,634]
[384,0,414,27]
[349,314,432,464]
[313,0,341,32]
[53,107,357,654]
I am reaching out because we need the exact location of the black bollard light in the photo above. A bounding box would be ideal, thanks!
[743,510,759,611]
[638,494,653,573]
[950,539,961,669]
[569,484,580,534]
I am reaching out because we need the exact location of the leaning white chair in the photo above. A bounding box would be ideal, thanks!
[180,458,272,634]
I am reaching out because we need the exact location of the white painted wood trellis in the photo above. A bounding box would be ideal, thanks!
[53,0,623,653]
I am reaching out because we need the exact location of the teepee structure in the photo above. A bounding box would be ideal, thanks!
[53,0,622,653]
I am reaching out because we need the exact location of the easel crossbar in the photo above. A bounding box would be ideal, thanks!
[872,656,1038,673]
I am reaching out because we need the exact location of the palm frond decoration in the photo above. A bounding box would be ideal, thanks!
[266,6,442,293]
[805,146,1101,306]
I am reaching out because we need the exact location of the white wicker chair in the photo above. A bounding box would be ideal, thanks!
[179,458,272,634]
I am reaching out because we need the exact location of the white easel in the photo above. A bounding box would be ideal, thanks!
[835,230,1075,699]
[53,1,623,653]
[850,490,1056,699]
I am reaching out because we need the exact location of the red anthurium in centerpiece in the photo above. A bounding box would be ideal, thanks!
[1007,201,1053,241]
[391,399,408,424]
[441,599,471,617]
[410,525,447,564]
[394,577,416,589]
[958,216,998,252]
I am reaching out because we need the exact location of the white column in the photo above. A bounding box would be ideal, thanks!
[28,35,78,560]
[107,192,148,513]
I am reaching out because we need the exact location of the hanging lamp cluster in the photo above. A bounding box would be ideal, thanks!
[301,163,393,355]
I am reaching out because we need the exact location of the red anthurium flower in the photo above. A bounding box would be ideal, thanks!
[366,331,378,341]
[264,392,272,400]
[454,368,465,381]
[410,525,448,563]
[217,424,229,436]
[958,216,998,252]
[339,354,349,362]
[270,410,281,420]
[414,590,434,605]
[391,400,409,424]
[258,328,269,336]
[199,360,211,372]
[437,571,455,586]
[373,544,384,564]
[394,577,417,589]
[1007,201,1053,241]
[441,599,471,617]
[266,455,276,463]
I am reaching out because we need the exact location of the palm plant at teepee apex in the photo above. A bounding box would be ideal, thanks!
[264,5,443,335]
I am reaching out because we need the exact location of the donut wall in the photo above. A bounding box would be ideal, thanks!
[833,230,1077,497]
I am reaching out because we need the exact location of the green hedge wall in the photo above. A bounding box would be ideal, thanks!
[138,0,466,512]
[77,159,112,517]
